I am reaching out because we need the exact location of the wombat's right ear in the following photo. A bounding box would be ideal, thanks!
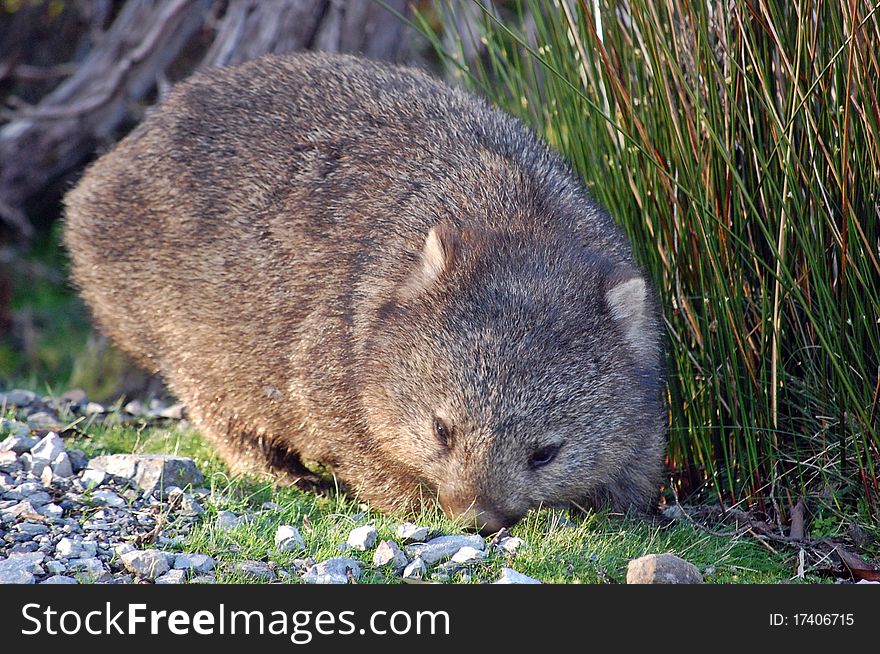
[604,266,655,360]
[400,223,459,297]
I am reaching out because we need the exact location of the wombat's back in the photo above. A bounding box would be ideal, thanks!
[65,51,632,403]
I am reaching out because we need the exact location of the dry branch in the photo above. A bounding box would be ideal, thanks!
[0,0,412,241]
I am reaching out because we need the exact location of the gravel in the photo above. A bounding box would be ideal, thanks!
[0,391,218,585]
[87,453,204,495]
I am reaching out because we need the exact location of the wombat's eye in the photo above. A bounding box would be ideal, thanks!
[433,416,453,448]
[529,443,562,469]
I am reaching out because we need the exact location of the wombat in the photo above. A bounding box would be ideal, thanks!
[64,52,666,533]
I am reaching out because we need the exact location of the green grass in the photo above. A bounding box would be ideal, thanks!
[63,419,827,584]
[413,0,880,519]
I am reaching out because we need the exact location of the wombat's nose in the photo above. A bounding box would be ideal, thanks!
[439,493,512,535]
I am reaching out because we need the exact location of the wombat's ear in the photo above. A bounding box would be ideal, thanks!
[400,223,459,298]
[604,266,654,360]
[421,223,458,283]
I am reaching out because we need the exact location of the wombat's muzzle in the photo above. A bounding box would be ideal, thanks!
[439,493,520,535]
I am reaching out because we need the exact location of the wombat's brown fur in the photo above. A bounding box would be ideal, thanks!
[64,53,666,532]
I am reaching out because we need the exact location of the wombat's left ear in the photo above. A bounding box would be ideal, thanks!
[604,266,655,360]
[400,223,460,298]
[421,223,458,283]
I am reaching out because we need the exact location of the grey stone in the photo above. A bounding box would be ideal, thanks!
[0,552,44,581]
[626,553,703,585]
[41,575,78,584]
[302,557,361,585]
[114,543,136,557]
[2,389,36,407]
[347,524,378,551]
[27,413,62,432]
[121,550,172,580]
[84,402,106,416]
[12,481,42,495]
[155,569,187,584]
[173,553,215,574]
[497,536,526,555]
[92,489,126,508]
[39,465,54,487]
[493,568,541,584]
[81,469,106,489]
[81,541,98,558]
[373,540,408,571]
[23,490,51,506]
[275,525,306,552]
[232,560,275,582]
[0,450,21,473]
[58,389,88,407]
[68,450,88,473]
[215,510,244,531]
[4,500,42,520]
[451,546,487,564]
[402,557,427,581]
[395,522,430,544]
[0,565,34,584]
[167,488,203,516]
[45,560,67,575]
[20,453,47,477]
[55,536,84,558]
[405,535,486,565]
[16,522,48,536]
[124,400,146,416]
[431,560,466,581]
[38,503,63,518]
[68,557,108,582]
[51,451,74,478]
[30,432,65,463]
[87,454,203,494]
[1,432,37,455]
[189,574,216,584]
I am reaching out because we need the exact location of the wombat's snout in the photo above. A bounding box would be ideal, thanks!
[439,491,519,535]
